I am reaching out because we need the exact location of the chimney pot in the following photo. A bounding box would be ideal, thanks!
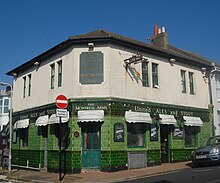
[162,26,165,33]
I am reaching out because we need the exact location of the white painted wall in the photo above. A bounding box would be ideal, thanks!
[12,43,210,112]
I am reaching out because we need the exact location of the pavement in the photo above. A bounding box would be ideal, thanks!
[0,161,192,183]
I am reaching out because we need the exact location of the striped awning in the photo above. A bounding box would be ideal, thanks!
[125,111,152,123]
[77,110,104,122]
[183,116,203,126]
[48,112,69,124]
[159,114,177,125]
[35,115,49,126]
[14,119,29,129]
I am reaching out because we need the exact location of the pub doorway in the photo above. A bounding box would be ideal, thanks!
[160,125,171,163]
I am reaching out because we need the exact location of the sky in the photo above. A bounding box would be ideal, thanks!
[1,0,220,87]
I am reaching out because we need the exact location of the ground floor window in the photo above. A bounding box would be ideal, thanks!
[184,126,198,147]
[53,123,70,149]
[19,128,29,148]
[127,123,147,147]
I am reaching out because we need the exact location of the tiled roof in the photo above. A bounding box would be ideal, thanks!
[69,29,213,66]
[7,29,214,76]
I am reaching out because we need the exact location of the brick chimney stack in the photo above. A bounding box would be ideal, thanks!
[151,24,168,49]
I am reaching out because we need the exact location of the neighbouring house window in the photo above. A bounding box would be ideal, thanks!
[3,98,9,113]
[189,72,194,94]
[185,126,197,147]
[127,123,147,147]
[20,128,28,147]
[28,74,31,96]
[57,61,62,87]
[217,111,220,134]
[152,63,158,88]
[215,75,220,101]
[50,63,55,89]
[23,76,26,98]
[181,70,186,93]
[142,62,149,87]
[0,98,2,113]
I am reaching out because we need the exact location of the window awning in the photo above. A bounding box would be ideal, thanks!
[48,112,69,124]
[125,111,152,123]
[183,116,203,126]
[14,119,29,129]
[35,115,49,126]
[77,110,104,122]
[159,114,177,125]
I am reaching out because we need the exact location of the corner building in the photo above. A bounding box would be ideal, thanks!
[7,28,213,172]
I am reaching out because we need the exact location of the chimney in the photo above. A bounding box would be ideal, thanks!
[152,24,168,49]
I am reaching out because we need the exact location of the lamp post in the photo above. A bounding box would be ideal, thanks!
[0,82,12,173]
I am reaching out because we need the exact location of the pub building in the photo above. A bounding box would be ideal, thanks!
[6,26,213,172]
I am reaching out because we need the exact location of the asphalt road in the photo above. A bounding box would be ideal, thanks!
[119,165,220,183]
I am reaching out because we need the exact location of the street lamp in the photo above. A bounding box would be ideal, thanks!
[0,82,12,173]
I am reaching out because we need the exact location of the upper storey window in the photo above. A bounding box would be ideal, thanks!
[189,72,194,95]
[142,62,149,87]
[57,61,62,87]
[152,63,159,88]
[23,76,26,98]
[0,97,10,114]
[181,70,186,93]
[28,74,31,96]
[50,63,55,89]
[215,75,220,101]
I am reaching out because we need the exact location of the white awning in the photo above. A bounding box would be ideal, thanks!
[48,112,69,124]
[183,116,203,126]
[14,119,29,129]
[77,110,104,122]
[125,111,152,123]
[35,115,49,126]
[159,114,177,125]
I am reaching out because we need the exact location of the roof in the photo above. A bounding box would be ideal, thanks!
[6,29,215,76]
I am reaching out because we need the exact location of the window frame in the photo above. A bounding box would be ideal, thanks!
[142,61,149,87]
[57,60,62,87]
[184,126,198,147]
[180,70,187,93]
[19,128,29,148]
[28,74,31,96]
[0,98,2,113]
[127,123,146,148]
[189,72,195,95]
[23,76,26,98]
[50,63,55,89]
[152,63,159,88]
[3,98,9,113]
[215,75,220,101]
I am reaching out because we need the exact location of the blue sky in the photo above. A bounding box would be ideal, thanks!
[1,0,220,86]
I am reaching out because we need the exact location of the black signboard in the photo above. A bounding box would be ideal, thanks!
[114,123,124,142]
[150,124,158,141]
[80,51,104,84]
[173,128,184,139]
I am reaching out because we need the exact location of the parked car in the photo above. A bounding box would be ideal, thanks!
[191,136,220,167]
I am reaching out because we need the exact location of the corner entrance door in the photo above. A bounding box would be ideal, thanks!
[160,125,171,163]
[82,123,101,169]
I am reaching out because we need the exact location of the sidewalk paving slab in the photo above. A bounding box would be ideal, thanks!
[0,161,191,183]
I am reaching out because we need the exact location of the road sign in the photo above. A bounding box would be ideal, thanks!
[56,108,68,118]
[56,95,68,109]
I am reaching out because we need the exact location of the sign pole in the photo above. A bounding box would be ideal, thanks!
[59,116,62,181]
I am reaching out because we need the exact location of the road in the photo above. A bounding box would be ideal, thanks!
[119,165,220,183]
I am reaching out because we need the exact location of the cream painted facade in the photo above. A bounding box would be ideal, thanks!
[12,42,210,112]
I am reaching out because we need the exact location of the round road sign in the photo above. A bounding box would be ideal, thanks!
[56,95,68,109]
